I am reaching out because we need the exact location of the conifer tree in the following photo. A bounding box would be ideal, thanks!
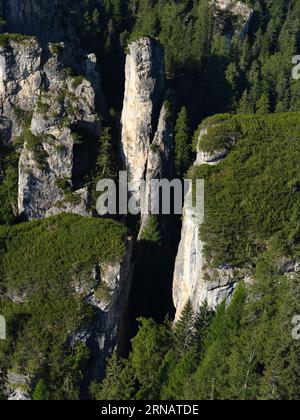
[95,126,116,180]
[0,17,6,32]
[161,348,198,400]
[173,300,195,356]
[238,90,254,114]
[32,379,50,400]
[194,301,214,359]
[90,353,136,400]
[175,107,190,177]
[192,0,214,66]
[131,318,172,400]
[140,215,161,244]
[256,94,271,114]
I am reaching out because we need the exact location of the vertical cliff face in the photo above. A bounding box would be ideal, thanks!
[213,0,253,38]
[0,36,101,219]
[0,0,80,44]
[173,128,248,320]
[120,38,166,191]
[17,53,100,219]
[0,38,41,119]
[121,37,175,241]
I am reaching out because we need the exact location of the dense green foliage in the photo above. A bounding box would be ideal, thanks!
[91,0,300,123]
[175,107,191,177]
[0,33,33,47]
[94,273,300,400]
[193,112,300,267]
[0,214,127,399]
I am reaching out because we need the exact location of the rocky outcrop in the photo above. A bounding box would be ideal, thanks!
[120,38,166,193]
[120,38,175,239]
[278,258,300,280]
[195,128,228,166]
[17,64,100,219]
[92,237,134,378]
[0,37,42,125]
[72,238,134,381]
[0,35,101,219]
[214,0,251,18]
[46,188,91,218]
[213,0,253,38]
[5,372,31,401]
[1,0,81,46]
[173,128,246,320]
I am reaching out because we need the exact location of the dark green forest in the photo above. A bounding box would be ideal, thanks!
[94,0,300,120]
[1,0,300,400]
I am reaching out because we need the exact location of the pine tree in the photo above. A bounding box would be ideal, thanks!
[173,300,195,356]
[140,215,161,244]
[161,348,198,400]
[190,287,246,400]
[238,90,254,114]
[194,301,213,359]
[226,63,240,110]
[91,126,117,207]
[32,379,50,400]
[192,0,214,67]
[175,107,190,177]
[256,94,271,114]
[92,8,101,35]
[134,0,159,38]
[91,353,136,400]
[131,318,172,400]
[93,126,117,184]
[0,17,6,32]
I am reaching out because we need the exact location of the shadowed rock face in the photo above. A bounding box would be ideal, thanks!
[69,237,134,387]
[1,0,78,43]
[213,0,253,39]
